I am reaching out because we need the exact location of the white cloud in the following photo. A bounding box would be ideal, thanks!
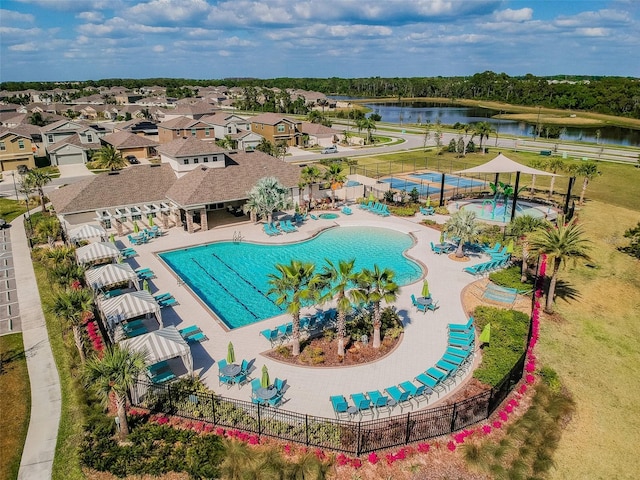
[8,42,39,52]
[15,0,114,11]
[152,44,165,52]
[126,0,211,24]
[575,27,610,37]
[76,11,104,22]
[0,8,35,23]
[494,8,533,22]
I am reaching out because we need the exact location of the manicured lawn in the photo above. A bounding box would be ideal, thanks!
[0,199,28,223]
[0,333,30,480]
[32,263,86,480]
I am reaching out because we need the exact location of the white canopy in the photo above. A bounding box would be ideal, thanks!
[86,263,138,291]
[69,224,107,243]
[455,153,557,176]
[75,242,120,265]
[100,290,162,326]
[120,326,193,376]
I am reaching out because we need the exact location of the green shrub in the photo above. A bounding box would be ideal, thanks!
[473,306,530,386]
[489,265,533,291]
[389,205,418,216]
[435,206,449,215]
[539,366,562,393]
[421,219,438,227]
[274,345,291,358]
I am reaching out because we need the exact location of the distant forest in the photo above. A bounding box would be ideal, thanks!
[2,72,639,119]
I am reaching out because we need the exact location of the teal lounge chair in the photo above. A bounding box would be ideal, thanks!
[330,395,349,419]
[384,385,412,412]
[159,297,177,308]
[186,332,207,344]
[178,325,201,337]
[367,390,392,417]
[350,392,374,418]
[341,206,353,215]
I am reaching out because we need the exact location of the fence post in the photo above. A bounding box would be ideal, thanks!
[356,421,362,456]
[305,415,309,446]
[258,403,262,435]
[211,393,217,424]
[167,384,174,412]
[405,412,412,444]
[449,402,458,433]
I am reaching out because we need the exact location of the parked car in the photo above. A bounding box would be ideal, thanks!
[126,155,139,164]
[321,145,338,154]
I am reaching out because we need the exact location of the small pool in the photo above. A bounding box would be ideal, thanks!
[159,226,423,329]
[458,199,552,223]
[380,177,441,195]
[411,172,485,188]
[345,180,361,187]
[319,213,339,219]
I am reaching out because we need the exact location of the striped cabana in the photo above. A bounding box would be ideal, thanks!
[120,326,193,375]
[68,223,107,243]
[75,241,120,265]
[85,263,139,291]
[99,290,162,327]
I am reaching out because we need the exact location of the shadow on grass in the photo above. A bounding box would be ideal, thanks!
[0,347,26,371]
[549,278,582,304]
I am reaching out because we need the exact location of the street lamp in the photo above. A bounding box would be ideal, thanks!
[10,172,19,200]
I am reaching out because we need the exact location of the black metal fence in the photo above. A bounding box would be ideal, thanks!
[130,351,525,456]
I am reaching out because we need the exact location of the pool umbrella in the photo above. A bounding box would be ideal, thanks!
[439,230,445,245]
[142,279,150,293]
[506,239,515,254]
[421,279,430,298]
[109,233,115,243]
[368,192,376,203]
[133,221,139,233]
[261,365,270,388]
[148,215,154,227]
[227,341,235,364]
[479,323,491,344]
[426,196,431,207]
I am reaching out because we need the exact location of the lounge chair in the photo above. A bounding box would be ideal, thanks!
[137,270,155,280]
[359,201,373,210]
[185,332,207,344]
[135,267,152,274]
[263,223,277,236]
[350,392,374,418]
[285,219,298,232]
[158,297,178,308]
[178,325,201,337]
[103,289,123,298]
[341,206,353,215]
[385,385,412,412]
[399,380,430,406]
[330,395,349,419]
[150,369,175,384]
[367,390,392,417]
[260,328,283,346]
[153,292,173,302]
[310,214,318,220]
[449,317,474,333]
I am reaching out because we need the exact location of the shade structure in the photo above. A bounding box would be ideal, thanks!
[76,241,120,265]
[227,342,235,364]
[68,224,107,243]
[261,365,270,388]
[85,263,138,291]
[421,280,430,298]
[479,323,491,344]
[455,153,558,222]
[100,290,162,328]
[120,326,193,376]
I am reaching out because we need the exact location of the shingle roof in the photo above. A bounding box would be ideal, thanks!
[41,119,83,133]
[102,130,159,149]
[0,125,35,139]
[157,136,226,157]
[48,133,102,153]
[49,163,177,214]
[249,113,300,126]
[165,150,302,207]
[158,116,205,130]
[301,122,341,135]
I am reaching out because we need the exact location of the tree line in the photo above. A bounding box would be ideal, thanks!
[2,72,639,118]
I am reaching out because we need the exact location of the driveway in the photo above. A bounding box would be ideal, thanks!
[57,163,91,178]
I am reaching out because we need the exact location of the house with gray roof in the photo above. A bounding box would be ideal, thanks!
[101,130,159,160]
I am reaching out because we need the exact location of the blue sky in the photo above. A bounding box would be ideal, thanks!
[1,0,639,82]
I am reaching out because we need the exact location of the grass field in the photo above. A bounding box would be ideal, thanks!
[0,333,30,480]
[0,199,27,223]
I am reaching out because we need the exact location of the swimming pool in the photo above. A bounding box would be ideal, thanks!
[458,199,552,223]
[159,226,423,329]
[410,172,485,189]
[380,177,441,195]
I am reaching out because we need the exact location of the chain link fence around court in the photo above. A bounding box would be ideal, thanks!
[350,157,569,208]
[130,350,526,456]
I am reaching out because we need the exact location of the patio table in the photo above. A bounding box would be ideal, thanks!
[416,296,432,306]
[255,387,277,401]
[221,364,241,377]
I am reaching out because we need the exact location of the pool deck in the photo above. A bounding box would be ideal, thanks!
[119,207,490,419]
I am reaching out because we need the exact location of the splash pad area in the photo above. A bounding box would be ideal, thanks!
[452,199,556,224]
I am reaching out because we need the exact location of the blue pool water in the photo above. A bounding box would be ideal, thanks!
[410,173,485,189]
[159,226,423,329]
[380,177,441,196]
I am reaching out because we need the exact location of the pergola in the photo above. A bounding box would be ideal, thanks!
[455,153,557,222]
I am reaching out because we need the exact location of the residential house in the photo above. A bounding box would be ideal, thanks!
[47,131,103,166]
[300,122,341,147]
[249,113,303,147]
[0,126,36,171]
[115,119,159,138]
[199,112,251,139]
[230,129,263,151]
[157,136,227,177]
[101,130,159,160]
[158,101,219,122]
[157,116,216,144]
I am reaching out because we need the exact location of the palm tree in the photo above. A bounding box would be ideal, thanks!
[473,121,494,154]
[92,144,126,171]
[256,138,276,156]
[356,117,376,144]
[358,265,399,348]
[528,215,592,314]
[323,163,346,207]
[545,158,565,198]
[300,165,322,210]
[316,259,366,357]
[49,288,94,362]
[444,210,482,258]
[267,261,318,356]
[28,111,48,126]
[34,216,61,246]
[246,176,292,223]
[528,158,548,196]
[23,169,53,213]
[41,245,76,268]
[84,346,147,440]
[509,215,546,282]
[574,161,601,205]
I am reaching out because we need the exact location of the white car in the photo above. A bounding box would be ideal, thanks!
[321,145,338,154]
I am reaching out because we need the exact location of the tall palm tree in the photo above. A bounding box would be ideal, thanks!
[444,210,482,258]
[509,215,546,282]
[84,346,147,440]
[23,169,53,213]
[528,215,592,313]
[42,245,76,268]
[267,260,318,356]
[473,121,494,153]
[316,259,366,357]
[358,265,399,348]
[323,163,346,207]
[246,176,292,223]
[574,161,601,205]
[49,288,94,362]
[356,117,376,144]
[92,144,126,171]
[545,158,565,198]
[300,165,322,210]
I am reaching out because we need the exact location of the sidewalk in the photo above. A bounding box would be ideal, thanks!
[13,213,61,480]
